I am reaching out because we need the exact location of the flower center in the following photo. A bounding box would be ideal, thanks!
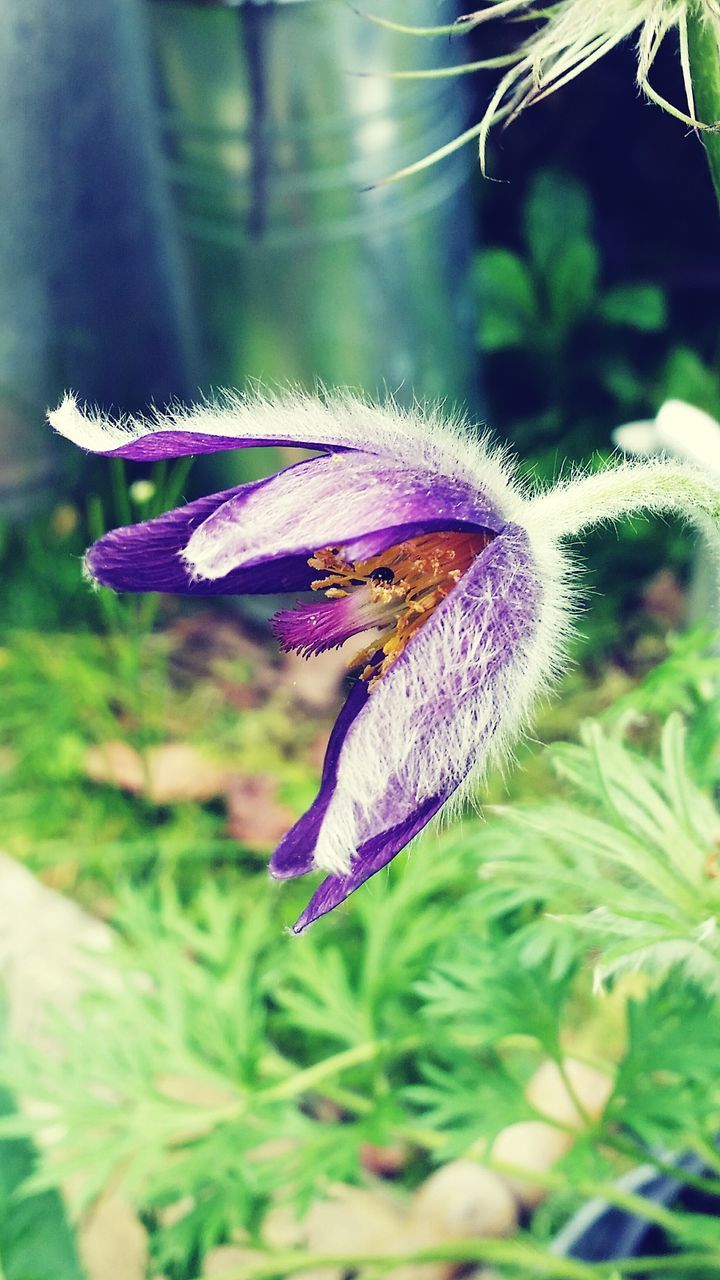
[310,529,493,685]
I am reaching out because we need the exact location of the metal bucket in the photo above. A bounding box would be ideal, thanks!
[0,0,197,517]
[146,0,478,419]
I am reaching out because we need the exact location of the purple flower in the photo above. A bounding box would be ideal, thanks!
[49,390,570,931]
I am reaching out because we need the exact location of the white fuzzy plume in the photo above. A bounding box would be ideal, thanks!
[475,0,720,162]
[385,0,720,177]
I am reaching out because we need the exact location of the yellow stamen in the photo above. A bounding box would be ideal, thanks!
[309,530,493,687]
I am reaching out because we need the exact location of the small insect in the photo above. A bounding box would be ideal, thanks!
[369,566,395,585]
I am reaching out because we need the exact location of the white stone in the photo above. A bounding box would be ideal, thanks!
[410,1160,517,1242]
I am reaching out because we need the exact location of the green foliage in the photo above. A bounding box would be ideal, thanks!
[5,693,720,1277]
[475,169,720,508]
[598,284,667,332]
[0,837,480,1272]
[472,169,712,656]
[478,248,539,353]
[0,622,319,899]
[658,346,720,418]
[610,979,720,1152]
[475,170,667,470]
[0,1085,83,1280]
[475,715,720,991]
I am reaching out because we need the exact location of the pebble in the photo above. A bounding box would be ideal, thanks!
[525,1058,612,1130]
[410,1160,518,1242]
[491,1057,613,1208]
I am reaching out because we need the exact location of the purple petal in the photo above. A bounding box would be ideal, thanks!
[186,452,502,582]
[292,792,447,932]
[269,680,370,880]
[50,391,487,466]
[86,451,502,595]
[86,478,313,595]
[49,392,356,460]
[283,523,556,930]
[272,594,381,658]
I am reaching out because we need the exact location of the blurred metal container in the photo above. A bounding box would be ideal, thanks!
[0,0,197,518]
[146,0,479,428]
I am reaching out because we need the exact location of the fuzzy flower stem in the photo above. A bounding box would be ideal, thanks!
[686,1,720,209]
[526,460,720,562]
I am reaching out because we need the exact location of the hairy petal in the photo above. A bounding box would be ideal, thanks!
[270,680,370,881]
[272,594,384,658]
[293,794,446,932]
[184,453,503,581]
[654,399,720,473]
[85,480,313,595]
[614,400,720,474]
[285,523,570,928]
[48,391,524,526]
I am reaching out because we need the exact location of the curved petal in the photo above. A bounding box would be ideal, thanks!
[270,680,369,880]
[185,452,503,581]
[85,478,314,595]
[49,391,360,459]
[292,792,446,933]
[272,594,382,658]
[655,399,720,476]
[284,522,568,929]
[47,395,521,538]
[612,421,659,456]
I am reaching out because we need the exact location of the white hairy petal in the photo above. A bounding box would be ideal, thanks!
[48,389,525,524]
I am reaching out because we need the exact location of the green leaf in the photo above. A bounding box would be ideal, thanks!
[416,933,574,1060]
[598,357,647,407]
[659,346,720,417]
[546,238,599,331]
[474,249,538,351]
[523,170,591,276]
[0,1087,84,1280]
[609,978,720,1148]
[599,284,667,330]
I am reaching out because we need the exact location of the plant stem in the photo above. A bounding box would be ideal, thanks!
[555,1056,594,1130]
[685,2,720,209]
[258,1036,419,1105]
[526,459,720,542]
[612,1132,720,1199]
[189,1241,720,1280]
[488,1160,685,1237]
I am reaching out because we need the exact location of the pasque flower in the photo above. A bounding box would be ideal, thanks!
[50,391,720,931]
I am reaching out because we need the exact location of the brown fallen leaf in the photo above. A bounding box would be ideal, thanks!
[641,567,686,627]
[360,1140,411,1177]
[224,773,295,848]
[85,741,229,804]
[78,1190,148,1280]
